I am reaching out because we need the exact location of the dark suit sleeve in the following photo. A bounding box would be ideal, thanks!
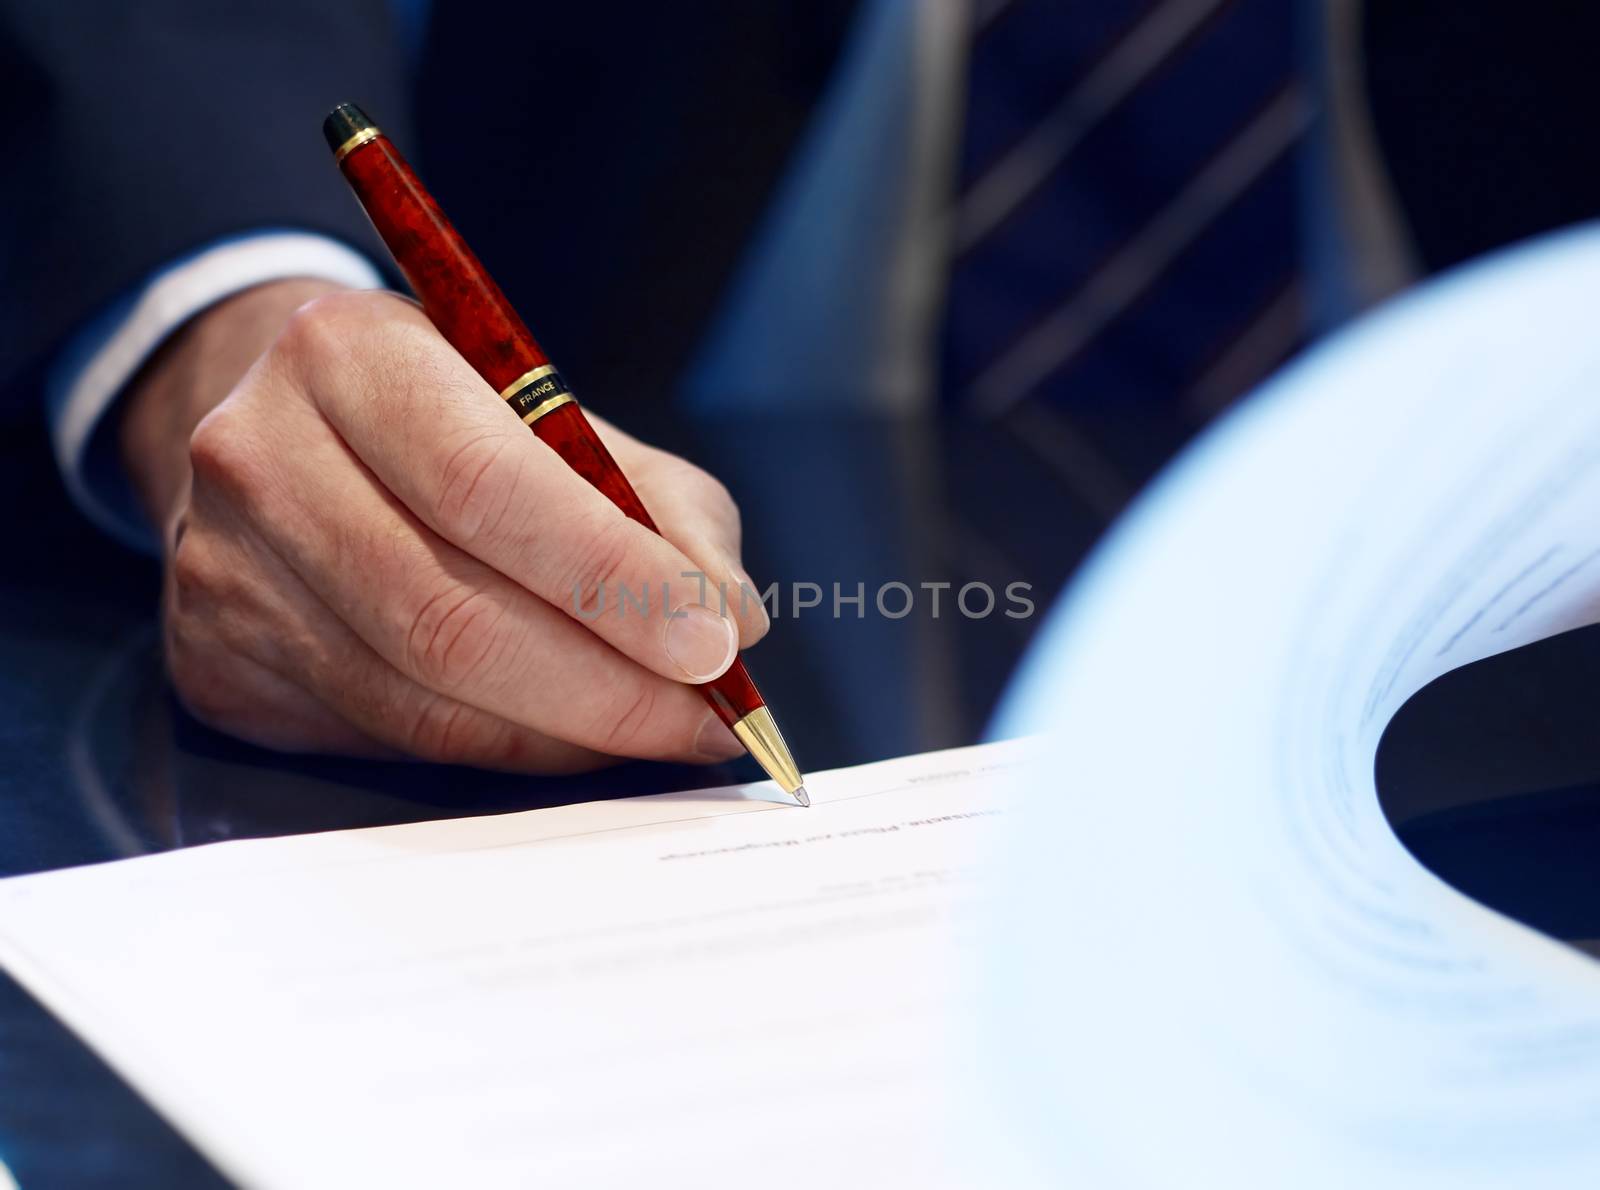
[0,0,414,396]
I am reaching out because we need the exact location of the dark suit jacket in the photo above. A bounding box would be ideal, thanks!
[0,0,864,412]
[1,1,1596,409]
[0,0,856,410]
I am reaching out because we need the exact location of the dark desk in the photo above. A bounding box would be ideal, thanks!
[1,404,1597,1186]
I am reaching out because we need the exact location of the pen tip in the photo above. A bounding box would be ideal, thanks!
[794,786,810,808]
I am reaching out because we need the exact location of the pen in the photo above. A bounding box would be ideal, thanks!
[322,103,808,807]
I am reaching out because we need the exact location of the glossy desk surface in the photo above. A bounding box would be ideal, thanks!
[2,406,1597,1187]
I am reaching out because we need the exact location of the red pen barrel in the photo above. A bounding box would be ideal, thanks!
[336,132,764,728]
[337,135,547,393]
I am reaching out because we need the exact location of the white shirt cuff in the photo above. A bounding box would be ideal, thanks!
[50,232,386,550]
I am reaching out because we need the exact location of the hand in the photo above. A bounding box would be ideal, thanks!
[121,280,769,771]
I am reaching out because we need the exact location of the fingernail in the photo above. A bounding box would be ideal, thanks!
[694,711,745,761]
[664,603,738,682]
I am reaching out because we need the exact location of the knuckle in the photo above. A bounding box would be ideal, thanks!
[403,585,513,693]
[433,431,520,544]
[658,459,740,526]
[169,534,221,608]
[692,469,739,525]
[275,290,387,371]
[187,405,261,497]
[555,516,636,611]
[591,682,659,757]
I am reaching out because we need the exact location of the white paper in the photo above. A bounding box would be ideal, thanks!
[983,224,1600,1186]
[0,741,1031,1189]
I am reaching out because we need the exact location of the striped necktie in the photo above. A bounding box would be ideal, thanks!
[943,0,1311,420]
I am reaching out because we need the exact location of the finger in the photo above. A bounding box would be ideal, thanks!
[258,581,685,774]
[593,416,770,646]
[173,647,395,758]
[278,292,741,685]
[172,500,715,771]
[187,394,742,763]
[164,565,395,757]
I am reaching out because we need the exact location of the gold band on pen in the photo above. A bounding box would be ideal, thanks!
[519,392,575,424]
[498,365,560,400]
[333,126,383,163]
[500,364,576,426]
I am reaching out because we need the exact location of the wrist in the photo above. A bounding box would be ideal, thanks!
[120,277,350,544]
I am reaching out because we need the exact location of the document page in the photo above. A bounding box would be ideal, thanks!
[0,741,1030,1189]
[983,225,1600,1187]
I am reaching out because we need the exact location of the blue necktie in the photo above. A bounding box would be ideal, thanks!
[944,0,1309,419]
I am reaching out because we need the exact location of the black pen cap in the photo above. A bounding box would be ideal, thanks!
[323,103,378,155]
